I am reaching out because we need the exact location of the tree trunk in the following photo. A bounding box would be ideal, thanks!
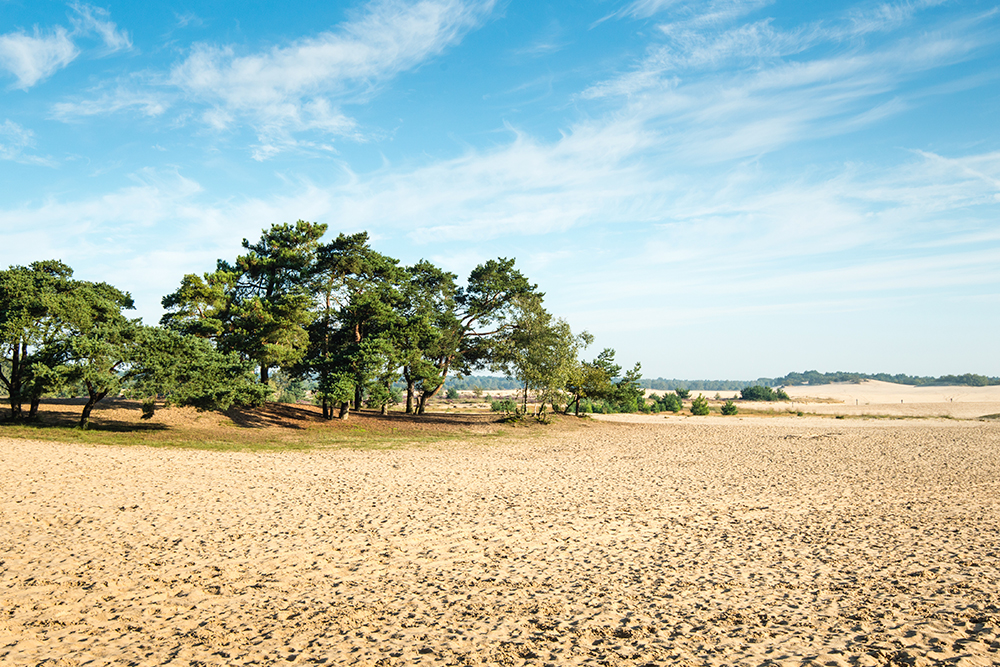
[404,370,415,415]
[3,339,23,419]
[417,381,444,415]
[338,401,350,420]
[321,397,330,420]
[260,364,270,385]
[354,384,363,411]
[29,397,40,419]
[80,390,108,429]
[522,381,528,414]
[381,403,388,415]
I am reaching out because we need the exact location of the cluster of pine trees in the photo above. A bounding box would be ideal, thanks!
[1,221,641,427]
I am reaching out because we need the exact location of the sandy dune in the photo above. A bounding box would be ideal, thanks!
[639,381,1000,419]
[2,418,1000,665]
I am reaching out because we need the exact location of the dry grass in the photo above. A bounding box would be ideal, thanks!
[0,398,582,451]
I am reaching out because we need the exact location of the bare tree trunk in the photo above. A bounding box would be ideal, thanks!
[3,340,23,419]
[321,397,330,420]
[338,401,350,420]
[417,381,445,415]
[354,384,363,411]
[79,384,108,429]
[404,369,415,414]
[381,404,388,415]
[29,397,40,419]
[260,364,270,385]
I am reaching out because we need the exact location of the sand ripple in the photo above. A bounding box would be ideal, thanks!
[2,421,1000,665]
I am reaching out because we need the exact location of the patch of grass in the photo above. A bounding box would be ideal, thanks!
[0,420,513,452]
[0,399,583,452]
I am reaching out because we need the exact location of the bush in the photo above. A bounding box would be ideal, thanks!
[490,398,518,415]
[446,387,460,400]
[651,392,683,413]
[720,400,738,416]
[691,394,710,415]
[740,385,790,402]
[675,387,691,399]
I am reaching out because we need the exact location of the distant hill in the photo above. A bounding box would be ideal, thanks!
[641,371,1000,390]
[440,371,1000,393]
[761,371,1000,387]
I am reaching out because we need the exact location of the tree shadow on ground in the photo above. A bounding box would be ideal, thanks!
[224,403,501,430]
[0,398,168,432]
[225,402,325,429]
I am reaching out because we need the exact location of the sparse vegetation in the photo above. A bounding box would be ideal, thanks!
[740,385,790,401]
[650,392,683,413]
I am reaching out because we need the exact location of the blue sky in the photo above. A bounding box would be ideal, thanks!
[1,0,998,379]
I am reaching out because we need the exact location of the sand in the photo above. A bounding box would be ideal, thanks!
[637,381,1000,419]
[2,417,1000,665]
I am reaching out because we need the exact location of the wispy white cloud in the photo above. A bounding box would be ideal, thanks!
[0,119,35,159]
[843,0,948,36]
[0,3,130,89]
[2,146,997,333]
[50,84,169,120]
[0,119,55,165]
[168,0,496,155]
[617,0,771,23]
[0,26,78,89]
[69,2,132,52]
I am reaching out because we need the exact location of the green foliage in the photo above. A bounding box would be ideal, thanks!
[490,398,520,418]
[267,369,307,404]
[674,387,691,399]
[650,392,682,413]
[446,387,460,399]
[690,394,710,415]
[721,400,738,415]
[127,326,268,413]
[162,221,326,384]
[488,295,585,413]
[740,385,790,401]
[640,378,749,391]
[763,370,1000,387]
[0,261,77,419]
[565,347,642,415]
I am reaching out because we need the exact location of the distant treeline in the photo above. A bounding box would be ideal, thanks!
[639,379,750,391]
[442,376,524,391]
[760,370,1000,387]
[638,371,1000,390]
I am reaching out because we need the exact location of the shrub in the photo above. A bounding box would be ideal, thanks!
[490,398,518,415]
[691,394,710,415]
[675,387,691,399]
[446,387,460,400]
[720,400,738,415]
[740,385,790,402]
[653,392,683,413]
